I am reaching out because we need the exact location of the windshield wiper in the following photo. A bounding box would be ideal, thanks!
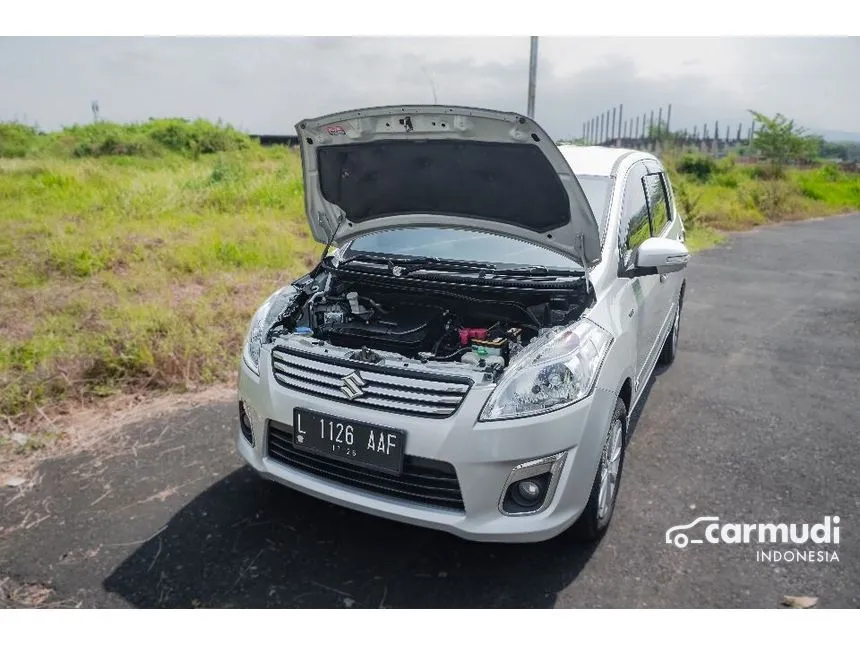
[394,257,497,274]
[478,265,584,278]
[332,253,395,270]
[331,255,582,280]
[333,254,497,275]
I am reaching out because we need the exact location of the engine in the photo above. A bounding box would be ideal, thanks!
[312,296,447,355]
[275,272,590,371]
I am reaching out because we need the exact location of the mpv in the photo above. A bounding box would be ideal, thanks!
[236,105,689,543]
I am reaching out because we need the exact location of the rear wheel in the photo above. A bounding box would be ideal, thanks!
[570,397,627,543]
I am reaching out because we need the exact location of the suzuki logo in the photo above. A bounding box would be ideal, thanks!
[340,371,366,400]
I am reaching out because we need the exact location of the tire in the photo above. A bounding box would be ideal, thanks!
[657,294,683,366]
[570,397,628,543]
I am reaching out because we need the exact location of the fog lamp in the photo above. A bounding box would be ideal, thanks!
[517,480,542,502]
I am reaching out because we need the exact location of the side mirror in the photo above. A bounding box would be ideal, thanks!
[634,237,690,274]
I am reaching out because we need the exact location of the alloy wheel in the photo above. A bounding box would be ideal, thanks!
[597,418,624,520]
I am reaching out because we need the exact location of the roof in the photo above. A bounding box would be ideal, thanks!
[558,145,646,177]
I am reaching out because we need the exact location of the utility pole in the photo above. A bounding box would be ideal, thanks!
[91,100,100,123]
[527,37,538,118]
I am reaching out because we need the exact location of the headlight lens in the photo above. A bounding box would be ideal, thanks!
[479,319,612,421]
[242,285,299,375]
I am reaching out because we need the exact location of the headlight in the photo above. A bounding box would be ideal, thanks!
[242,285,299,375]
[479,319,612,421]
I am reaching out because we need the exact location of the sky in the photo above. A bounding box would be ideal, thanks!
[1,36,859,141]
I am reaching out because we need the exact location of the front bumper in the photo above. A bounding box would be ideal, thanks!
[236,349,618,543]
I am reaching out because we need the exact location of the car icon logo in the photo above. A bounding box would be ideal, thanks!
[665,516,720,548]
[340,371,366,400]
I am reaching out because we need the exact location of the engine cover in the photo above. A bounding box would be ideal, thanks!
[322,305,444,354]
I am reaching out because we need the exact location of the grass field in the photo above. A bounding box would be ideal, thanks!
[1,120,859,456]
[0,145,321,451]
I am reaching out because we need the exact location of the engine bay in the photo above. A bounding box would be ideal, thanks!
[267,266,592,374]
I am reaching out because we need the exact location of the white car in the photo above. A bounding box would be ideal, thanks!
[236,105,689,543]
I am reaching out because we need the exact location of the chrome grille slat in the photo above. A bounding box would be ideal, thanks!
[362,385,463,405]
[273,374,458,416]
[273,354,469,393]
[356,370,471,394]
[273,364,463,405]
[274,354,353,378]
[274,363,347,388]
[270,346,471,418]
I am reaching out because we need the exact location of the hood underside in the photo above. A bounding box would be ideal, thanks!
[295,105,602,266]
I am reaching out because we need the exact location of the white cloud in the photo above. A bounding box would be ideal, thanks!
[0,37,857,137]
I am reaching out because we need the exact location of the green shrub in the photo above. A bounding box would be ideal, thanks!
[791,166,860,208]
[208,155,247,184]
[142,118,252,155]
[741,164,768,180]
[60,122,158,158]
[0,122,41,158]
[673,178,704,229]
[743,180,803,220]
[677,153,717,182]
[713,173,740,188]
[816,163,844,183]
[3,119,255,159]
[715,155,737,174]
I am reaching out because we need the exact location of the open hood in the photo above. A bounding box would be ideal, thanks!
[295,105,602,267]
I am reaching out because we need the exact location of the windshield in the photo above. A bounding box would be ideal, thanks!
[345,227,581,270]
[576,175,613,238]
[344,174,612,268]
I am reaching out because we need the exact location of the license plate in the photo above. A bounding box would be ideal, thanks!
[292,408,406,475]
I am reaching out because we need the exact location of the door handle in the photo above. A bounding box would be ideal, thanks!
[628,309,635,318]
[659,274,667,283]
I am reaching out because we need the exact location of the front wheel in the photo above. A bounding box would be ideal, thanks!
[570,397,627,543]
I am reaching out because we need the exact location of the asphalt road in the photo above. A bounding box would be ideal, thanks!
[2,214,859,608]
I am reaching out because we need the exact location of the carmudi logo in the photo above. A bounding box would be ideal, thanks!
[665,515,841,563]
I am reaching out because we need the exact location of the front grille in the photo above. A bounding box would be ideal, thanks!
[270,346,471,418]
[266,421,465,511]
